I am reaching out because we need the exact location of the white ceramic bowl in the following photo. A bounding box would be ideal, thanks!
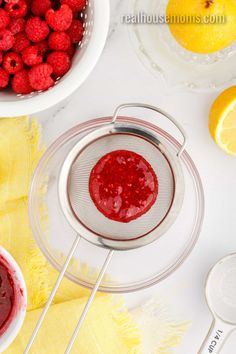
[0,0,110,117]
[0,247,27,353]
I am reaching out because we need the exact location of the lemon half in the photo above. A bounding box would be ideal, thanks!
[209,86,236,156]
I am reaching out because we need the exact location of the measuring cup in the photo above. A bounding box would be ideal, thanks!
[199,254,236,353]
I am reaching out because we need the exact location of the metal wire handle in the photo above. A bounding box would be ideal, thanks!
[24,235,81,354]
[112,103,187,157]
[24,234,113,353]
[65,250,114,353]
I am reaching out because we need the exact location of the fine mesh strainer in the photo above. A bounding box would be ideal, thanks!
[25,103,187,353]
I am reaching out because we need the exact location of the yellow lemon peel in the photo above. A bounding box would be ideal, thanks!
[209,86,236,156]
[166,0,236,54]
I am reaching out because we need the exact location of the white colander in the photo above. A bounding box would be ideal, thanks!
[0,0,110,117]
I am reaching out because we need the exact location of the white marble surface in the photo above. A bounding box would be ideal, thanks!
[35,1,236,353]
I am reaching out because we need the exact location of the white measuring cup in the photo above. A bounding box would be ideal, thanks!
[199,254,236,353]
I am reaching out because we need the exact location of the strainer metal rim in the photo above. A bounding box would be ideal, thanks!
[59,122,185,250]
[68,133,175,242]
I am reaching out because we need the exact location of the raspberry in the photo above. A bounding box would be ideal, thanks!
[5,0,21,4]
[12,31,30,52]
[22,45,42,66]
[61,0,86,12]
[0,0,86,94]
[46,5,72,31]
[3,51,23,74]
[28,63,54,91]
[8,18,25,34]
[5,0,28,19]
[66,44,75,58]
[12,69,33,94]
[31,0,51,16]
[25,17,49,42]
[37,40,48,56]
[47,51,70,77]
[0,9,10,31]
[67,19,83,44]
[0,29,15,51]
[48,31,70,51]
[0,68,9,88]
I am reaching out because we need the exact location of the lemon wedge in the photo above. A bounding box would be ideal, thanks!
[209,86,236,156]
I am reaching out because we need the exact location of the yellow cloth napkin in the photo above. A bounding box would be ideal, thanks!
[8,297,141,354]
[0,117,141,354]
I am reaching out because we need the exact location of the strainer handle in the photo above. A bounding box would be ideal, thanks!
[65,249,114,353]
[24,235,81,354]
[112,103,187,157]
[198,318,234,354]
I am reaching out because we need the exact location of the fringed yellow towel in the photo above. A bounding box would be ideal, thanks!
[7,296,141,354]
[0,117,142,354]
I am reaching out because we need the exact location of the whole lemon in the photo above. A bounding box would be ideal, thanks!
[166,0,236,54]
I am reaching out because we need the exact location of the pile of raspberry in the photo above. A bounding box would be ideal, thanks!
[0,0,86,93]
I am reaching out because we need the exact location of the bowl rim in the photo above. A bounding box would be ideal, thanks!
[0,247,27,353]
[0,0,110,117]
[29,116,205,294]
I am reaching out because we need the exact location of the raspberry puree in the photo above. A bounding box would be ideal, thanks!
[89,150,158,223]
[0,259,15,336]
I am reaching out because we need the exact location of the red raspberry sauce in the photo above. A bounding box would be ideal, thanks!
[89,150,158,223]
[0,261,15,334]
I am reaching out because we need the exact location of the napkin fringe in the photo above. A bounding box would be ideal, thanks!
[111,299,142,354]
[27,246,52,310]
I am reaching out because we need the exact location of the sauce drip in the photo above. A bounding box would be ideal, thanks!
[0,261,14,334]
[89,150,158,223]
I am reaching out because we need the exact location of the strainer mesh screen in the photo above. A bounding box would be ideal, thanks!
[68,134,175,240]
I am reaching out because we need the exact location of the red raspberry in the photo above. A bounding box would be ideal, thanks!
[31,0,51,16]
[37,40,48,56]
[66,44,75,58]
[5,0,28,19]
[0,68,9,88]
[8,18,25,34]
[12,69,33,94]
[12,31,30,52]
[46,5,72,31]
[0,9,10,30]
[22,45,42,66]
[48,31,70,51]
[25,17,49,42]
[67,19,83,44]
[0,29,15,51]
[47,51,70,77]
[5,0,21,4]
[3,51,23,74]
[61,0,86,12]
[0,52,2,64]
[28,63,54,91]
